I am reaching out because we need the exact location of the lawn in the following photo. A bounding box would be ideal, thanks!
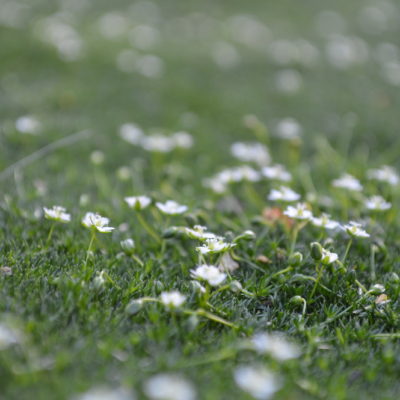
[1,0,400,399]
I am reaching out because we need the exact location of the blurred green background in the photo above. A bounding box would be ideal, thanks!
[1,0,400,205]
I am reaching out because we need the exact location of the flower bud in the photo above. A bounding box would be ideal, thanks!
[125,299,143,315]
[310,242,323,260]
[390,272,400,283]
[290,295,305,305]
[230,280,243,293]
[121,238,135,254]
[369,284,385,295]
[288,252,303,266]
[93,271,106,290]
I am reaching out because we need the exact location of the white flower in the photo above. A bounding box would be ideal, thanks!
[268,186,300,202]
[93,270,107,289]
[251,332,301,361]
[275,118,302,140]
[342,221,370,238]
[218,252,239,272]
[141,134,175,153]
[332,173,363,191]
[156,200,188,215]
[160,291,186,308]
[119,123,144,145]
[43,206,71,223]
[171,131,194,149]
[184,225,217,241]
[0,322,23,350]
[125,195,151,210]
[262,164,292,182]
[82,212,114,233]
[234,366,281,400]
[283,203,313,220]
[190,265,227,286]
[90,150,105,165]
[15,115,41,135]
[365,195,391,211]
[143,374,196,400]
[236,165,261,182]
[121,238,135,252]
[196,238,235,255]
[231,142,270,166]
[203,177,227,193]
[74,386,134,400]
[311,214,339,230]
[367,165,399,186]
[321,248,338,265]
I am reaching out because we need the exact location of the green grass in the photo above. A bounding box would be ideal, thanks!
[1,0,400,399]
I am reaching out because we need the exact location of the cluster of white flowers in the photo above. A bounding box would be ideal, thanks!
[120,123,193,153]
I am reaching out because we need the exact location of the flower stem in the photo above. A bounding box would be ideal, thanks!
[342,238,353,264]
[136,212,161,243]
[309,263,324,302]
[46,223,55,246]
[289,224,300,256]
[85,232,96,268]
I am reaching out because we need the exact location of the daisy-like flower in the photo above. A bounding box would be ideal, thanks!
[203,176,227,194]
[15,115,41,135]
[184,225,217,241]
[262,164,292,182]
[283,203,313,220]
[275,117,302,140]
[367,165,399,186]
[236,165,261,182]
[190,265,227,286]
[311,213,340,230]
[144,374,196,400]
[196,238,235,255]
[141,134,175,153]
[320,248,339,265]
[124,195,152,210]
[171,131,194,149]
[364,195,392,211]
[268,186,300,202]
[342,221,370,238]
[82,212,114,233]
[120,238,135,252]
[251,332,301,361]
[73,386,135,400]
[332,173,363,191]
[43,206,71,223]
[160,291,186,309]
[119,122,144,145]
[230,142,270,166]
[156,200,188,215]
[234,365,281,400]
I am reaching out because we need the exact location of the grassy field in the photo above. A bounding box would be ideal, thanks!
[1,0,400,399]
